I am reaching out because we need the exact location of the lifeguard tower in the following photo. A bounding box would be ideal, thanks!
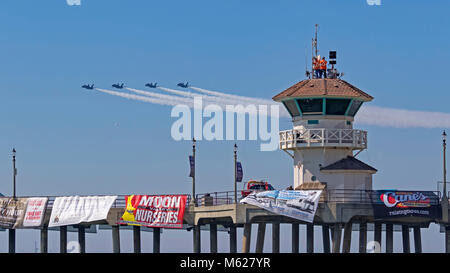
[272,31,377,191]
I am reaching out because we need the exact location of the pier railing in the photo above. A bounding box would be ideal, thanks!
[279,128,367,150]
[195,189,442,207]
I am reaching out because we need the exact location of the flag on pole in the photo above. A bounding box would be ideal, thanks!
[189,155,195,178]
[236,162,243,182]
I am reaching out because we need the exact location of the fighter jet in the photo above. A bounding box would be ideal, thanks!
[177,82,189,88]
[112,83,125,89]
[81,84,94,90]
[145,82,157,88]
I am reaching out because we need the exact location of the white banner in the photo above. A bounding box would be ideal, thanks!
[49,196,117,227]
[240,190,322,223]
[23,197,48,227]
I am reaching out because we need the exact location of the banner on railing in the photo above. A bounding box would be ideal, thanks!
[236,162,243,182]
[118,195,188,228]
[188,156,195,178]
[49,196,117,227]
[0,197,48,229]
[240,190,322,223]
[370,190,441,219]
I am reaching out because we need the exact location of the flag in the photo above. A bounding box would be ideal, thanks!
[236,162,243,182]
[189,156,195,178]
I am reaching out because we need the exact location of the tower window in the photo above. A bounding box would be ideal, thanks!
[325,98,351,115]
[346,100,363,117]
[297,98,323,115]
[282,100,300,117]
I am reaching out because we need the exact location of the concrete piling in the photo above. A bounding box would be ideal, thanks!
[8,229,15,253]
[229,225,237,253]
[402,225,410,253]
[413,226,422,253]
[374,222,382,250]
[60,226,67,253]
[306,223,314,253]
[446,225,450,253]
[255,223,266,253]
[193,225,201,253]
[40,226,48,253]
[133,226,141,253]
[272,222,280,253]
[359,222,367,253]
[292,223,299,253]
[242,223,252,253]
[210,223,218,253]
[112,225,120,253]
[78,225,86,253]
[153,227,161,253]
[385,223,394,253]
[322,225,330,253]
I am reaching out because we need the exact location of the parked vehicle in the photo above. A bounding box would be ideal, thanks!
[241,180,275,197]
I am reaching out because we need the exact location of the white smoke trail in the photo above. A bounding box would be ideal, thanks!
[191,86,450,128]
[158,86,257,107]
[357,105,450,128]
[125,87,196,106]
[190,86,277,106]
[95,88,193,107]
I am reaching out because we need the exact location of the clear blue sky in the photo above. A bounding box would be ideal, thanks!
[0,0,449,252]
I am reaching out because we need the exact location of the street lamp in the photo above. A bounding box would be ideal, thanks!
[192,138,196,207]
[234,143,238,204]
[12,148,16,199]
[443,132,448,223]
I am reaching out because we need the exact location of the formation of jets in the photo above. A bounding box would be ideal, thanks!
[81,82,190,90]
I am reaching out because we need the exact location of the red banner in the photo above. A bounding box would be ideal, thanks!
[118,195,187,228]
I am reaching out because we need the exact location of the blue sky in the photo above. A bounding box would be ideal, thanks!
[0,0,449,252]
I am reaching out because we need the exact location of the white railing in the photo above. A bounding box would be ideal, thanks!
[279,128,367,149]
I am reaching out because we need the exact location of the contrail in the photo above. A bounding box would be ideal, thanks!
[190,86,277,106]
[191,86,450,128]
[158,86,257,107]
[95,88,193,107]
[357,105,450,128]
[125,87,196,106]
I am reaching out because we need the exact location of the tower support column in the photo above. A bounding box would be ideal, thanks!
[331,224,342,253]
[272,222,280,253]
[78,225,86,253]
[153,227,161,253]
[342,222,352,253]
[133,226,141,253]
[112,225,120,253]
[374,222,382,251]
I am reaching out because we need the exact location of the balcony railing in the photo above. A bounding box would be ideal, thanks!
[279,128,367,150]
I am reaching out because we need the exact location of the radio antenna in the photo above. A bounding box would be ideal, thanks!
[311,24,319,78]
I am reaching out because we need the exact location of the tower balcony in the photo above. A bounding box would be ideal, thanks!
[279,128,367,150]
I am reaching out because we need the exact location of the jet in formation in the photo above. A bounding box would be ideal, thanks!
[112,83,125,89]
[81,84,94,90]
[145,82,157,88]
[177,82,189,88]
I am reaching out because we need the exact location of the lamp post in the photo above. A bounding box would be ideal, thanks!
[443,131,448,223]
[192,138,196,207]
[12,148,16,199]
[234,143,237,204]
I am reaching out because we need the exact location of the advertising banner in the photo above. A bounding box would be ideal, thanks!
[236,162,243,182]
[371,190,441,219]
[240,190,322,223]
[118,195,188,228]
[0,197,48,229]
[49,196,117,227]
